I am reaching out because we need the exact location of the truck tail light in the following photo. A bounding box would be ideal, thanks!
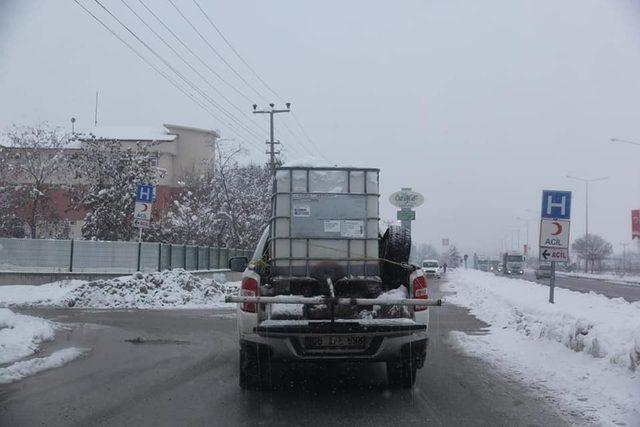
[240,277,258,313]
[413,272,428,312]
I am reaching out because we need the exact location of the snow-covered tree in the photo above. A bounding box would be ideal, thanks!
[158,145,271,248]
[410,243,440,264]
[70,139,157,241]
[572,233,613,273]
[445,245,462,267]
[151,164,220,245]
[0,124,70,238]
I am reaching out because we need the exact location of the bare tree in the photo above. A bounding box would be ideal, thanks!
[1,124,71,238]
[571,233,613,273]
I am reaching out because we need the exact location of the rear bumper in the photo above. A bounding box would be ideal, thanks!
[241,321,428,362]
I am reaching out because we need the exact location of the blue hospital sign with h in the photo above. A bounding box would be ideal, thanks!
[136,184,155,203]
[541,190,572,220]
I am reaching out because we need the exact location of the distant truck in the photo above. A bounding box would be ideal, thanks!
[502,252,525,275]
[226,166,441,389]
[476,258,490,272]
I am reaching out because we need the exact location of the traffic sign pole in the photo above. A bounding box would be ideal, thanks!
[551,261,555,303]
[539,190,571,304]
[389,188,423,235]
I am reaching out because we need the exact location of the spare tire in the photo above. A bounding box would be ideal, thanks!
[379,226,411,290]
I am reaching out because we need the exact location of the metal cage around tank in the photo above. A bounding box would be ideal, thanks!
[268,166,381,280]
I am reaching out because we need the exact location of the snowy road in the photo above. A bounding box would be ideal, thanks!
[522,271,640,302]
[0,280,569,426]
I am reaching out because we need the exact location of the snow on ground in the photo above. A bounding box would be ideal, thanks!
[445,269,640,425]
[0,347,86,384]
[558,271,640,286]
[0,270,239,309]
[0,308,56,364]
[0,308,84,383]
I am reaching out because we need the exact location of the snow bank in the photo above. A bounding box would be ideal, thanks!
[558,271,640,286]
[0,270,239,309]
[0,308,56,365]
[445,270,640,425]
[0,280,86,307]
[446,270,640,371]
[0,347,86,384]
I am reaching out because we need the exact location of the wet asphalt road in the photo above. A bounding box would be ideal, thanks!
[521,271,640,302]
[0,280,570,427]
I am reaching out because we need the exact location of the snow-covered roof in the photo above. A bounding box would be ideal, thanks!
[163,123,219,137]
[78,126,177,142]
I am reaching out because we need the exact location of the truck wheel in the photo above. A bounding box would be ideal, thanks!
[386,359,417,388]
[239,343,270,390]
[379,226,411,290]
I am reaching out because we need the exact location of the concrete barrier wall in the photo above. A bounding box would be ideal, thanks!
[0,269,242,286]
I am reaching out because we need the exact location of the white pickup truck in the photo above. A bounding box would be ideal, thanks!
[226,166,441,389]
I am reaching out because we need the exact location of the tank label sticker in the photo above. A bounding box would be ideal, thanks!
[323,220,341,233]
[341,220,364,237]
[293,205,311,217]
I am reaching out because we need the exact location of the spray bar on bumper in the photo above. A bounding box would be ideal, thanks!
[225,295,443,306]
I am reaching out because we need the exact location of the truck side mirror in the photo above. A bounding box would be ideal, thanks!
[228,256,248,272]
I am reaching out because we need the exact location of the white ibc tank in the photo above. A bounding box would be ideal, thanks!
[270,167,380,279]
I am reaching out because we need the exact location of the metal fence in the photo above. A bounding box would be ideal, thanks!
[0,238,254,273]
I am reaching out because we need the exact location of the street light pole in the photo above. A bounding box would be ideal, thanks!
[566,175,609,272]
[621,242,629,275]
[566,175,608,238]
[516,216,530,253]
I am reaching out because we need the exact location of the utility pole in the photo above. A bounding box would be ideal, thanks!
[253,103,291,171]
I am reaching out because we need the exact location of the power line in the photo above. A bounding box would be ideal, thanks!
[189,0,329,161]
[91,0,264,143]
[119,0,266,137]
[137,0,254,105]
[191,0,285,104]
[291,111,330,161]
[167,0,270,104]
[72,0,263,153]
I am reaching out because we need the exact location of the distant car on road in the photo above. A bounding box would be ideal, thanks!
[422,259,442,278]
[535,263,552,279]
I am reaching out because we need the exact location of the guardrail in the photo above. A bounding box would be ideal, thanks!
[0,237,253,273]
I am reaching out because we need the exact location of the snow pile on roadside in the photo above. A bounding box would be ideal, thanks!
[0,270,239,309]
[557,271,640,285]
[0,280,86,308]
[445,270,640,425]
[0,308,85,384]
[0,347,86,384]
[446,270,640,371]
[0,308,56,364]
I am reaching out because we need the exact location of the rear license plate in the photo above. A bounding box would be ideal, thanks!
[305,335,366,349]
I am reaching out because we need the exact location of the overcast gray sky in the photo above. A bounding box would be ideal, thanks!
[2,0,640,256]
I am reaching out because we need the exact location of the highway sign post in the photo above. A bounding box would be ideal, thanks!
[539,190,572,303]
[389,188,423,232]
